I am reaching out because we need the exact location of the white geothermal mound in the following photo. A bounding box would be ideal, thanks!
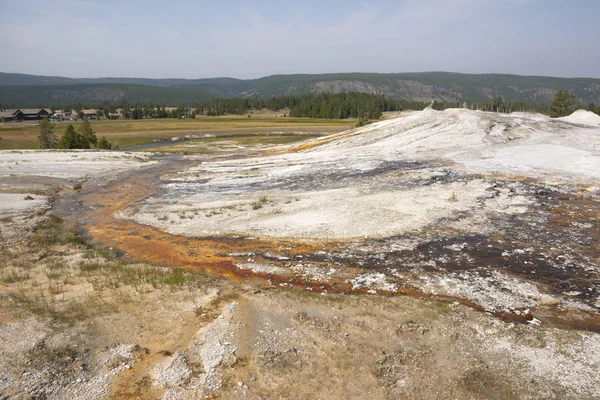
[122,108,600,239]
[557,109,600,126]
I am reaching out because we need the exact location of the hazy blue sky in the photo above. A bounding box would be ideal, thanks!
[1,0,598,79]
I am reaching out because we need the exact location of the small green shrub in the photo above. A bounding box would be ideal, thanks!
[355,118,372,128]
[252,195,269,210]
[32,215,87,247]
[1,271,31,284]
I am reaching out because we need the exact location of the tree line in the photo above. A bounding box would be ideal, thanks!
[56,94,423,120]
[38,119,113,150]
[104,92,599,120]
[198,93,420,119]
[34,89,598,150]
[33,91,600,123]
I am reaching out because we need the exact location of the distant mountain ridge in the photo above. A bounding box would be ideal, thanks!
[1,72,599,107]
[0,83,214,107]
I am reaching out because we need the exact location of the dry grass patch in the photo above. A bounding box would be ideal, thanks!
[0,214,221,327]
[0,117,354,149]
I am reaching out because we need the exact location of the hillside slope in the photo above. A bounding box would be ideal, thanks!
[183,72,600,103]
[0,83,214,107]
[1,72,600,106]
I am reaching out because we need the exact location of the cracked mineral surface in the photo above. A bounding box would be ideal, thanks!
[117,108,600,316]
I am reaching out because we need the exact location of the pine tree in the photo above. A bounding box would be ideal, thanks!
[59,125,83,149]
[549,90,578,118]
[38,117,57,149]
[79,118,98,148]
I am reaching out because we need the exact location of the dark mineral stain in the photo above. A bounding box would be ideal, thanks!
[55,153,600,331]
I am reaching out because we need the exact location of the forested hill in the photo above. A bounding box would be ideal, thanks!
[0,83,214,108]
[2,72,600,107]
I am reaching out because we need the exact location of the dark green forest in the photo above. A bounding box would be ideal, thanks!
[200,93,421,119]
[198,93,555,119]
[38,92,591,123]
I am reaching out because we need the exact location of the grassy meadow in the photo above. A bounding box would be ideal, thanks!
[0,113,355,150]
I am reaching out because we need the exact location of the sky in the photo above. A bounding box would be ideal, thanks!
[1,0,599,79]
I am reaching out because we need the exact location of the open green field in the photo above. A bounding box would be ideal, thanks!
[0,116,356,150]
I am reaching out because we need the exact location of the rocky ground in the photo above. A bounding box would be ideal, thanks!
[121,108,600,317]
[1,109,599,399]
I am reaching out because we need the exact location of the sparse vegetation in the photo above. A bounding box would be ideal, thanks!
[355,118,372,128]
[1,270,31,284]
[31,215,87,247]
[252,195,269,210]
[97,136,112,149]
[0,214,215,327]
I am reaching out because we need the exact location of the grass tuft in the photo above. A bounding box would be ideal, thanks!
[252,195,269,210]
[1,271,31,284]
[32,215,88,247]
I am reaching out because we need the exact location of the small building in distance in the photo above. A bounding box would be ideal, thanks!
[55,109,79,121]
[81,109,100,120]
[108,111,122,120]
[0,109,50,122]
[51,110,63,121]
[65,109,78,120]
[19,109,51,121]
[0,109,19,122]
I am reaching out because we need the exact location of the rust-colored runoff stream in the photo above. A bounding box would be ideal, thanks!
[76,156,351,289]
[66,155,600,332]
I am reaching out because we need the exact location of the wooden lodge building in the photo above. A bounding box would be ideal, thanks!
[0,108,51,122]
